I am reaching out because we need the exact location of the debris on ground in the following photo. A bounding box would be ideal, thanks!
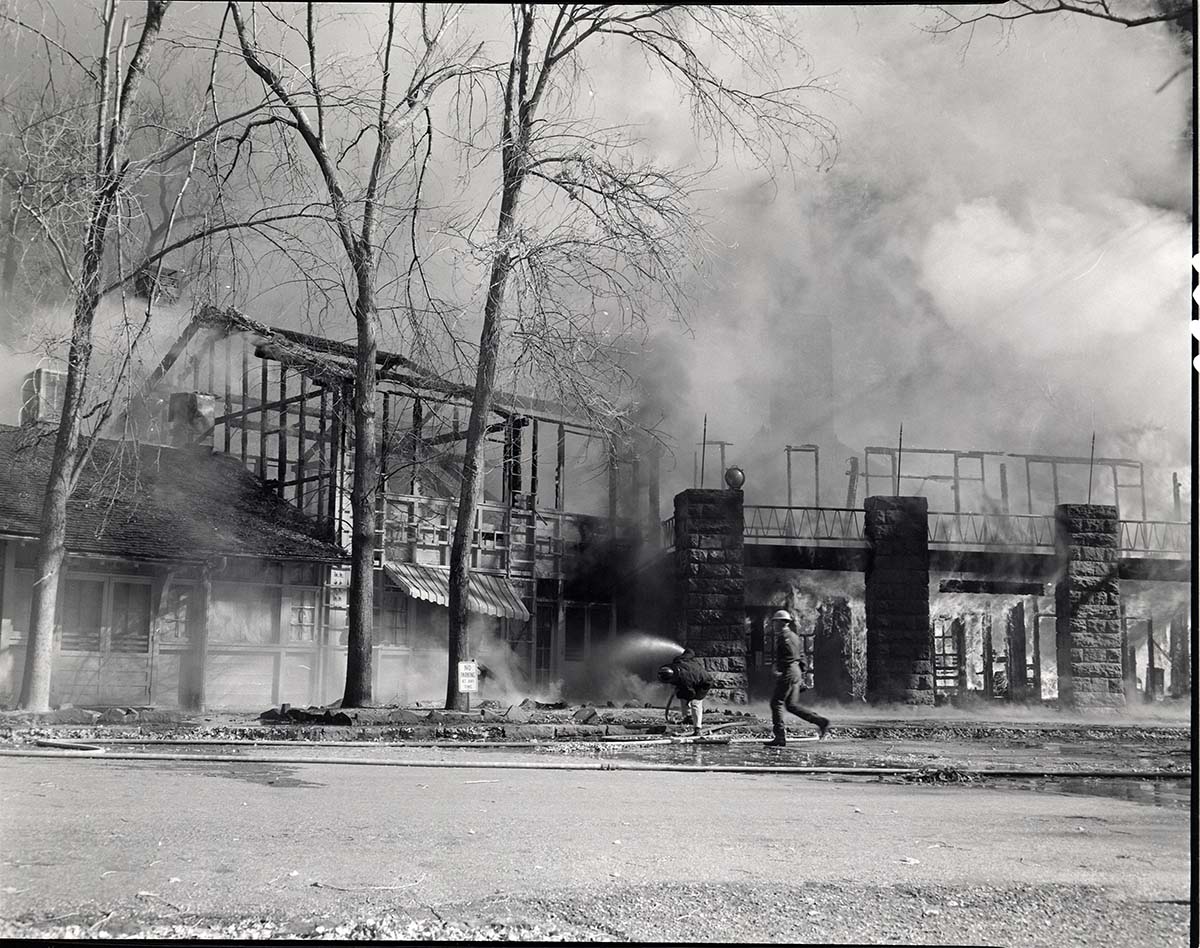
[901,767,978,784]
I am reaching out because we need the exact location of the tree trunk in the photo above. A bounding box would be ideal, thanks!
[17,186,115,710]
[342,262,379,707]
[18,467,71,710]
[16,0,169,711]
[446,187,521,708]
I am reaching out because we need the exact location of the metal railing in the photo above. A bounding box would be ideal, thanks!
[927,511,1056,549]
[744,506,865,543]
[663,506,1190,560]
[1119,519,1190,556]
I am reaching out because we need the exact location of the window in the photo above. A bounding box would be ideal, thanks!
[13,542,38,569]
[110,582,151,653]
[287,588,320,643]
[588,604,611,649]
[59,579,104,651]
[564,606,586,662]
[375,589,407,646]
[535,608,554,687]
[282,563,320,586]
[7,569,34,641]
[160,584,198,644]
[210,583,280,644]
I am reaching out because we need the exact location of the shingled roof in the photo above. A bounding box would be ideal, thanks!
[0,425,347,563]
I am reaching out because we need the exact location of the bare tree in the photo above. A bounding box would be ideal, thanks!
[223,1,486,707]
[2,0,293,710]
[8,0,174,710]
[925,1,1194,89]
[438,4,837,710]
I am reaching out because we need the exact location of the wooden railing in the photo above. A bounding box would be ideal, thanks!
[377,493,611,575]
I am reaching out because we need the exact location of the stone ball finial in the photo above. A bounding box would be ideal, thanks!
[724,466,745,489]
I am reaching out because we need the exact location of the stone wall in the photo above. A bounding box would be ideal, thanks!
[864,496,934,705]
[1054,504,1125,711]
[673,489,748,704]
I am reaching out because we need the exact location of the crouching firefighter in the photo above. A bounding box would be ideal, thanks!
[658,648,714,737]
[765,609,830,746]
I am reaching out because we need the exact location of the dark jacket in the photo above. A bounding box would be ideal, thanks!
[775,627,806,674]
[670,649,713,700]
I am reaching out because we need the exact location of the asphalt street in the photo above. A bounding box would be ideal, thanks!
[0,750,1191,943]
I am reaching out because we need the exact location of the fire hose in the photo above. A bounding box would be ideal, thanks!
[0,740,1186,779]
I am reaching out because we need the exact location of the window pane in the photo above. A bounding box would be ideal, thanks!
[288,588,319,643]
[160,584,197,644]
[60,579,103,651]
[111,582,151,653]
[13,542,38,569]
[8,569,34,641]
[374,590,407,646]
[210,583,279,644]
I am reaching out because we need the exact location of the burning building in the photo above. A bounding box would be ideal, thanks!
[0,306,658,709]
[0,306,1189,713]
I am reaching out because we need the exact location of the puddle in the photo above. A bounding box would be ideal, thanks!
[106,759,326,789]
[198,764,326,789]
[579,743,1192,809]
[986,776,1191,811]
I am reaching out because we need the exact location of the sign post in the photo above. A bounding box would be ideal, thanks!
[458,660,479,713]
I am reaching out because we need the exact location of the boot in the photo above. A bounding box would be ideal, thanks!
[816,718,831,741]
[763,728,787,748]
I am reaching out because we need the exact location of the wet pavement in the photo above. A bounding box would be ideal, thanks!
[14,731,1191,811]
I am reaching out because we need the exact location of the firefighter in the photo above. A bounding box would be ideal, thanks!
[658,648,714,736]
[765,609,830,746]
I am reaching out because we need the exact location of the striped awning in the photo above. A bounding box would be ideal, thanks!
[382,561,530,622]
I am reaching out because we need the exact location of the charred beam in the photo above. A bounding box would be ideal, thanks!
[939,579,1047,596]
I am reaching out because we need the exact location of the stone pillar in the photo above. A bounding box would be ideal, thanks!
[1006,602,1029,702]
[673,488,747,704]
[1054,504,1124,711]
[864,496,933,705]
[814,597,854,702]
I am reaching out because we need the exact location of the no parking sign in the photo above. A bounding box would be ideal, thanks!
[458,660,479,693]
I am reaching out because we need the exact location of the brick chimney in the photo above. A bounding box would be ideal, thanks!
[168,392,215,449]
[19,368,66,426]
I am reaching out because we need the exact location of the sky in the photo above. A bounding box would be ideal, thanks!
[592,6,1193,517]
[0,3,1192,519]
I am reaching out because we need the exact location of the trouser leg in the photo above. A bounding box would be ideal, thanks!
[691,699,703,731]
[769,679,788,738]
[785,685,829,732]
